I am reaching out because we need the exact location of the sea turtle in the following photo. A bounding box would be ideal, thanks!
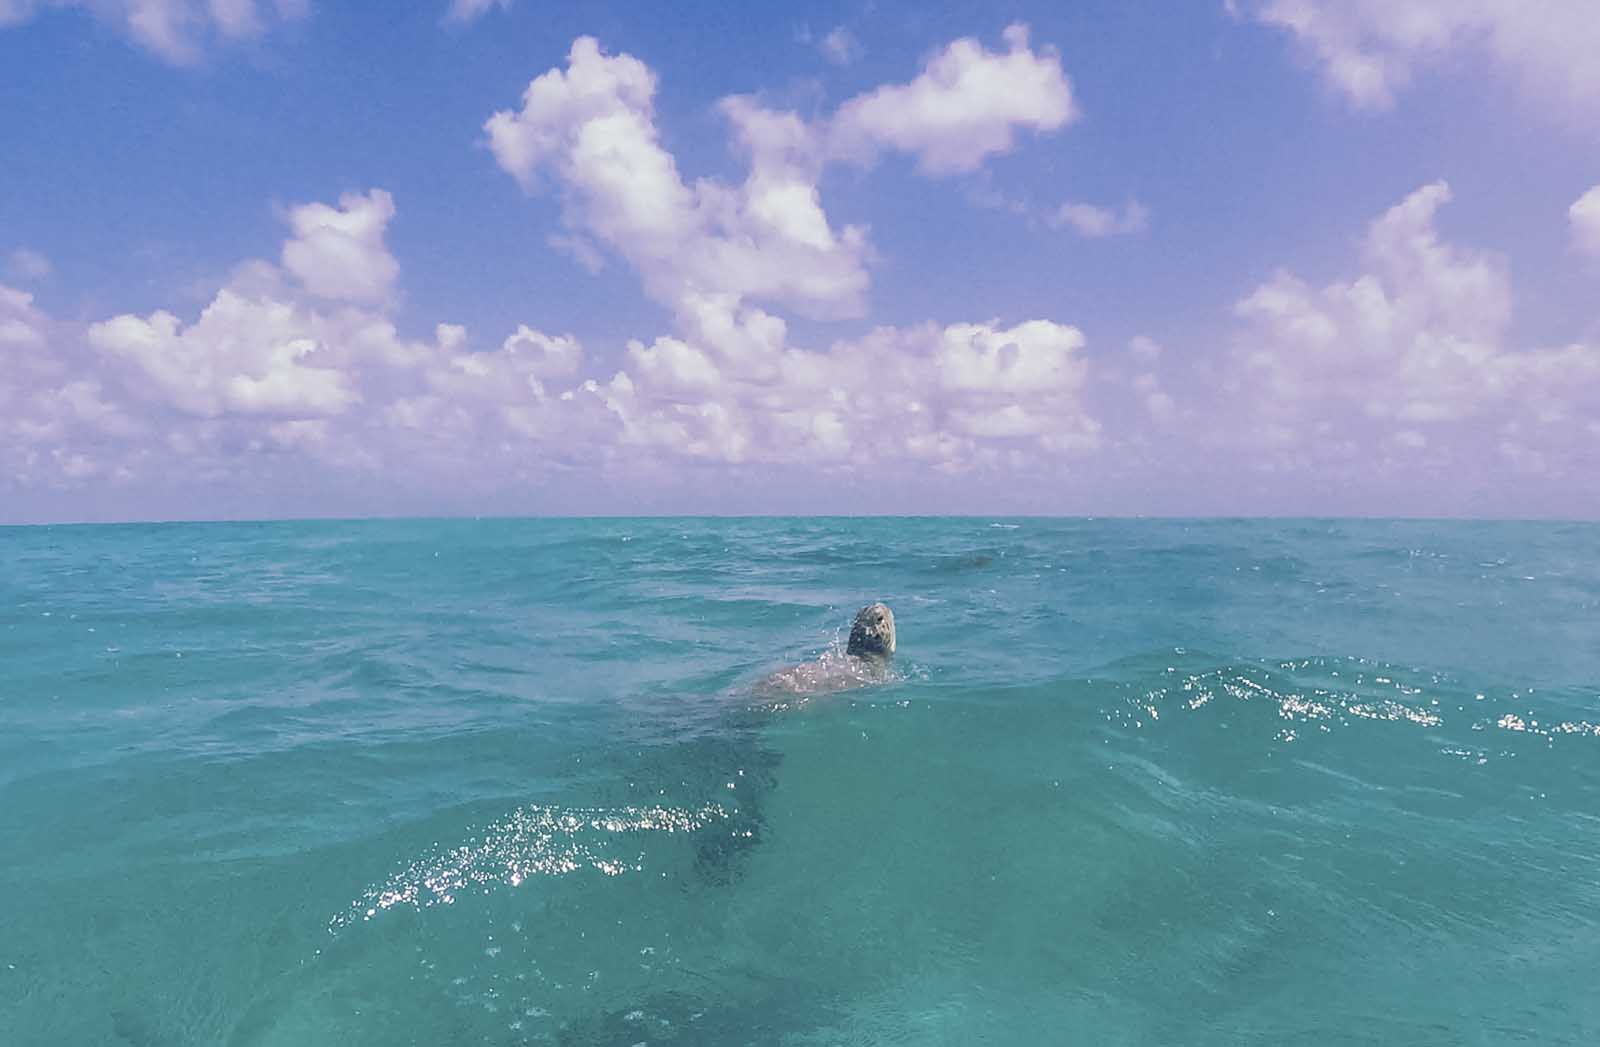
[754,603,897,702]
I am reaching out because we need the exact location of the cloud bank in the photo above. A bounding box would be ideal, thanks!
[3,29,1106,514]
[4,25,1597,519]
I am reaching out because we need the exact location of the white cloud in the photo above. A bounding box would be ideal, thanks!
[443,0,509,25]
[483,28,1085,328]
[5,247,52,281]
[89,292,359,418]
[602,317,1099,469]
[1228,181,1600,473]
[935,319,1085,394]
[5,23,1102,501]
[484,36,871,321]
[1570,185,1600,260]
[280,188,401,305]
[0,283,48,352]
[1239,0,1600,116]
[820,25,861,65]
[0,0,307,64]
[1050,199,1149,238]
[4,191,616,492]
[625,335,722,398]
[1234,181,1510,423]
[83,189,414,425]
[829,24,1076,175]
[0,285,149,490]
[474,34,1102,475]
[424,324,582,405]
[484,37,671,195]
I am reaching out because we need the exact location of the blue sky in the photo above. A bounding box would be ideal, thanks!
[2,0,1598,522]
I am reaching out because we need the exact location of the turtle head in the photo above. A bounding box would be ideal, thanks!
[846,602,896,658]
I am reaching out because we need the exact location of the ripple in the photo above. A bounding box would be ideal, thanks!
[332,802,730,930]
[1110,656,1593,745]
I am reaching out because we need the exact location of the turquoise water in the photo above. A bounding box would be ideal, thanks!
[3,518,1599,1045]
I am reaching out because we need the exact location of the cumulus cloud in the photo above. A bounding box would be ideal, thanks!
[477,34,1101,474]
[1050,199,1150,238]
[4,30,1103,508]
[89,292,359,418]
[4,183,1101,504]
[606,317,1098,468]
[483,27,1084,325]
[0,284,146,489]
[82,187,410,424]
[0,283,48,352]
[1238,0,1600,116]
[1235,181,1509,423]
[829,24,1077,174]
[423,324,582,408]
[485,36,871,321]
[0,0,307,64]
[280,188,401,305]
[1570,185,1600,260]
[8,189,593,493]
[1227,180,1600,475]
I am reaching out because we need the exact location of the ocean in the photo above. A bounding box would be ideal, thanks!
[2,517,1597,1045]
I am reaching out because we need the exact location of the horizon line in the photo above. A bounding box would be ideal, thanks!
[4,511,1597,530]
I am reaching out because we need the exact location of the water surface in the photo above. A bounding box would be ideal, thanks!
[2,518,1598,1044]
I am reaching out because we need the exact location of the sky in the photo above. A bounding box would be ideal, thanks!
[2,0,1598,522]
